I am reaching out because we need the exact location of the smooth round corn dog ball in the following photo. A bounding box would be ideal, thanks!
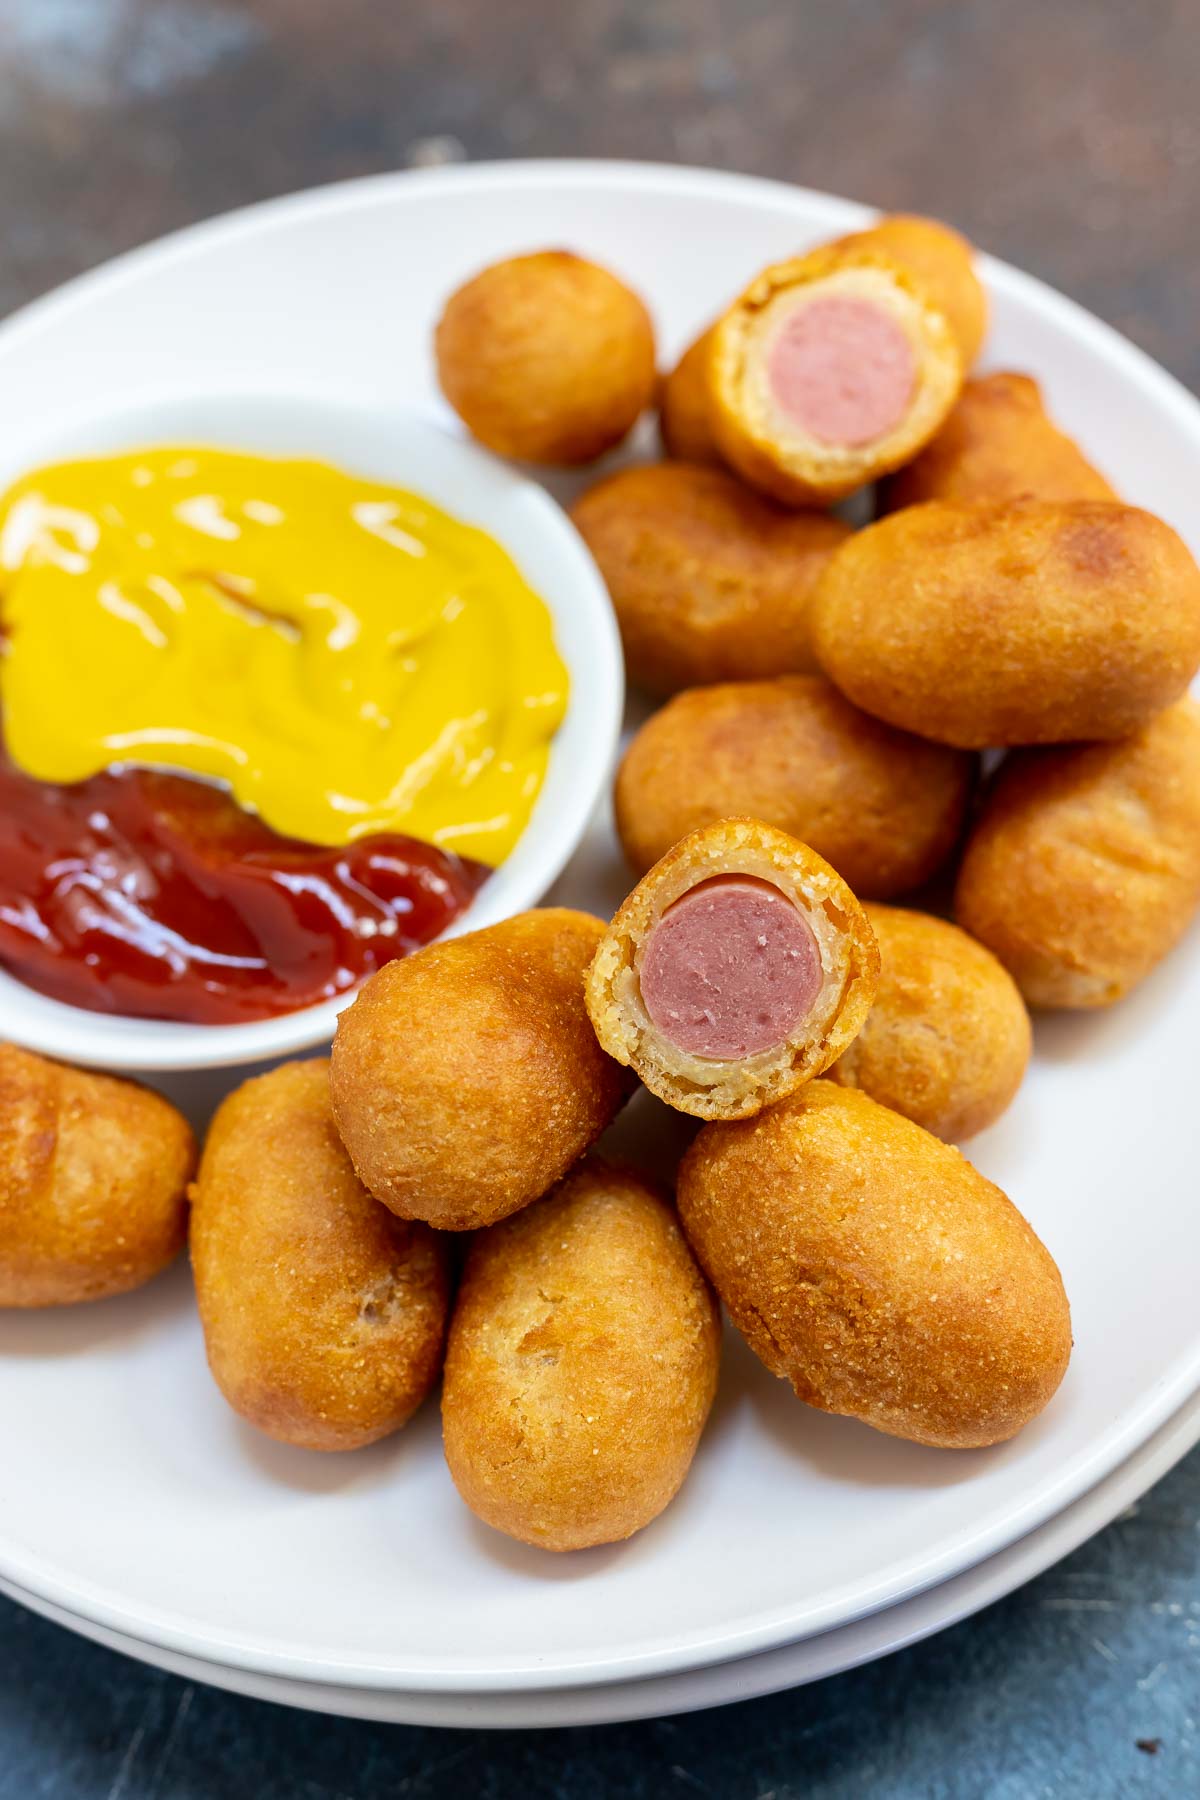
[659,325,723,465]
[955,698,1200,1008]
[442,1157,720,1551]
[880,372,1117,512]
[191,1060,449,1451]
[587,817,878,1121]
[614,675,974,893]
[828,905,1031,1140]
[835,213,988,366]
[570,463,849,695]
[435,250,656,464]
[811,499,1200,747]
[0,1043,193,1308]
[707,239,965,507]
[331,909,633,1231]
[677,1082,1071,1448]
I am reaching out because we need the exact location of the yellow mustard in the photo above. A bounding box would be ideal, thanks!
[0,447,569,863]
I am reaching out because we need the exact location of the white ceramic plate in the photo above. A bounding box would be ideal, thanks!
[2,161,1199,1701]
[7,1381,1196,1728]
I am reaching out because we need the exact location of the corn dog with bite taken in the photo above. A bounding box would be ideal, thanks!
[707,231,970,505]
[587,818,878,1120]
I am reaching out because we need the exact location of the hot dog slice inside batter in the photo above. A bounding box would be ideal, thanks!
[638,876,822,1059]
[766,295,916,447]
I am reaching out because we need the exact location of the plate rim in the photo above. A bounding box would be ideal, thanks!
[2,156,1199,1694]
[5,1386,1199,1727]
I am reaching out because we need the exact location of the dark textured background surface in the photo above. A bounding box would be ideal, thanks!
[1,1,1198,1793]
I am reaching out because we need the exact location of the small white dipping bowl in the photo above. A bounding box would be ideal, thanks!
[0,391,623,1072]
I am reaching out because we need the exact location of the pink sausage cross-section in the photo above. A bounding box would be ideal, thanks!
[766,294,916,448]
[638,876,822,1060]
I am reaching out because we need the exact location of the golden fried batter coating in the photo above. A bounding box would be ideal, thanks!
[955,698,1200,1008]
[811,499,1200,747]
[442,1157,720,1551]
[0,1044,193,1308]
[659,324,723,465]
[615,676,974,893]
[707,241,964,506]
[570,463,850,695]
[190,1060,449,1451]
[828,905,1031,1140]
[677,1082,1071,1448]
[880,372,1118,512]
[435,250,656,464]
[331,909,632,1231]
[587,818,878,1121]
[835,213,988,366]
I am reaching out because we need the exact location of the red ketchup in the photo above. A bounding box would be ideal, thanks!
[0,746,490,1024]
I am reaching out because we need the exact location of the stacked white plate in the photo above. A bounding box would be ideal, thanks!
[2,162,1199,1728]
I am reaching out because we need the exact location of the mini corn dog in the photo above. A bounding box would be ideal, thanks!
[677,1082,1071,1449]
[435,250,656,464]
[834,213,987,366]
[880,371,1117,511]
[955,698,1200,1008]
[811,499,1200,747]
[614,675,974,893]
[0,1044,194,1308]
[828,904,1032,1140]
[442,1157,720,1551]
[586,817,878,1121]
[191,1060,450,1452]
[707,227,972,505]
[659,324,723,466]
[331,909,633,1230]
[571,464,850,695]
